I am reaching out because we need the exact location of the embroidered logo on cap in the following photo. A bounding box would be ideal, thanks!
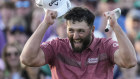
[49,0,61,6]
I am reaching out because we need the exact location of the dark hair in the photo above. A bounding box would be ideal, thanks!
[0,2,15,9]
[64,7,95,27]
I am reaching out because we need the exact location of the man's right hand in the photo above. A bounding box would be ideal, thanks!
[43,10,57,26]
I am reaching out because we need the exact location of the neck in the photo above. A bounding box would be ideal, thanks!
[11,67,19,73]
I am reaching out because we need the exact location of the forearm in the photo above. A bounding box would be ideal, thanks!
[113,24,137,66]
[20,21,49,63]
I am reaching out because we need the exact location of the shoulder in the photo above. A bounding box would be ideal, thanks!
[94,37,112,44]
[50,38,69,44]
[94,37,117,48]
[98,38,118,51]
[98,37,116,44]
[41,38,69,47]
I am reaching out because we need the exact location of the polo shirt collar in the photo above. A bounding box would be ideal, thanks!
[88,35,98,52]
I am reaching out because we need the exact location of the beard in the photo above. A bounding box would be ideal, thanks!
[69,33,92,53]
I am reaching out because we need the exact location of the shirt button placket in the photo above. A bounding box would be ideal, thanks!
[81,51,87,70]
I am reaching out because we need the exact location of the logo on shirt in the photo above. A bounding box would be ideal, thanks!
[113,43,118,47]
[87,58,98,64]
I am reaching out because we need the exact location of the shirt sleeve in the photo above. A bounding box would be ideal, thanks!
[105,38,119,64]
[40,41,56,65]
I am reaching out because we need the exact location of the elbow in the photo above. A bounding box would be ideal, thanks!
[122,59,137,68]
[20,55,34,67]
[20,55,28,66]
[124,62,137,69]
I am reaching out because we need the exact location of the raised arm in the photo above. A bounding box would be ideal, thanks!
[20,10,57,67]
[104,11,137,68]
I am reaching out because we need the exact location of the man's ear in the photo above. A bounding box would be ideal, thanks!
[92,25,95,32]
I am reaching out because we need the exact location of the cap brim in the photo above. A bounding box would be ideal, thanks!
[55,0,71,17]
[44,0,71,18]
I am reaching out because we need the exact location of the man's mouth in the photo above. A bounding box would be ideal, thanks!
[73,40,82,47]
[74,40,81,43]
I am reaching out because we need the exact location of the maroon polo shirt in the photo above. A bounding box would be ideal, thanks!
[40,37,119,79]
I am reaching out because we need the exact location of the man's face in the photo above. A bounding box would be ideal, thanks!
[1,8,15,23]
[16,0,31,17]
[67,21,93,53]
[133,19,140,34]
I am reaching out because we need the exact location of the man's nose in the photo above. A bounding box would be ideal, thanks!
[73,32,79,39]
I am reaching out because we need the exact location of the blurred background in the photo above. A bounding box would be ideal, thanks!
[0,0,140,79]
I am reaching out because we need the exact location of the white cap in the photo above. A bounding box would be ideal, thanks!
[35,0,71,17]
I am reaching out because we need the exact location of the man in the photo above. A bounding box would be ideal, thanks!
[20,7,137,79]
[0,2,15,30]
[15,0,32,36]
